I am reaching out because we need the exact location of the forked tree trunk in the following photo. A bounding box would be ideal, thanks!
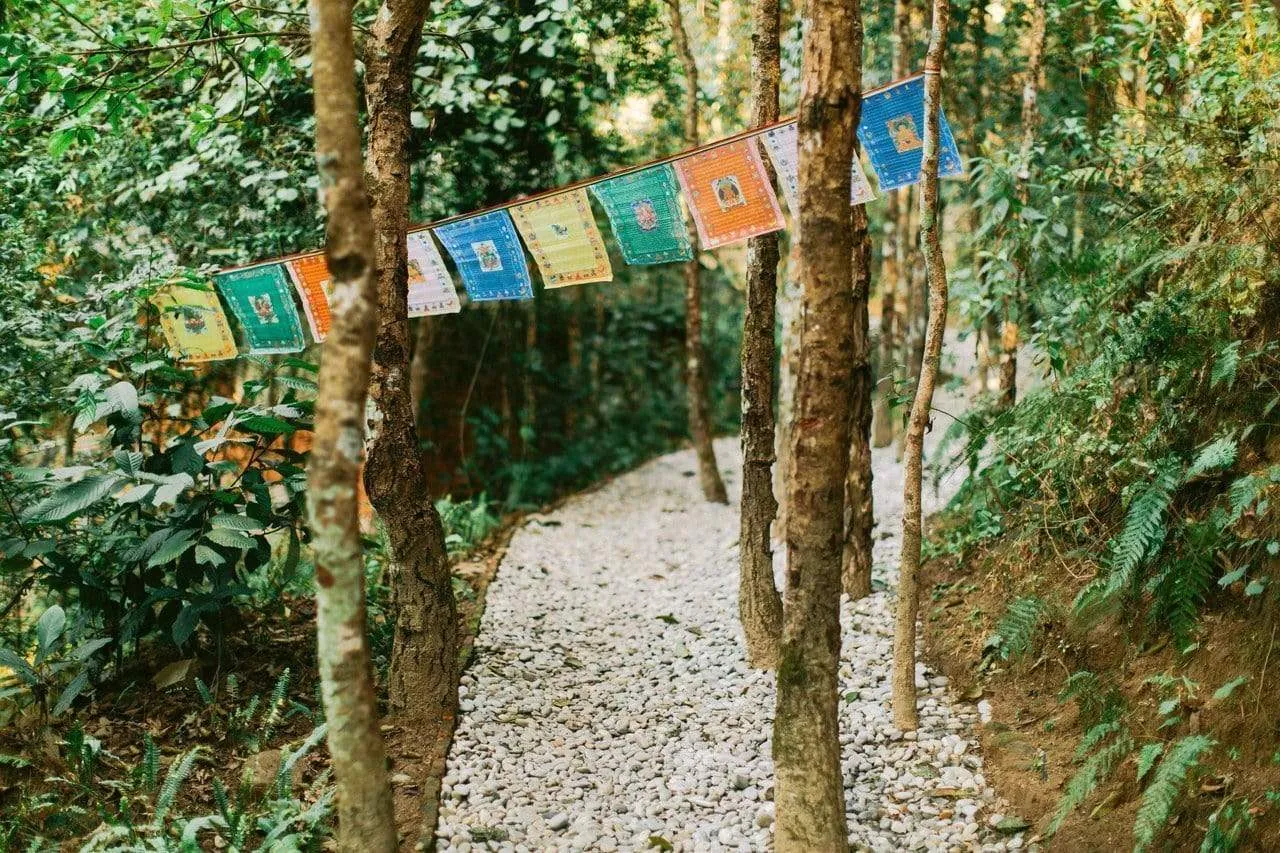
[872,0,914,448]
[772,0,860,844]
[363,0,458,720]
[737,0,785,668]
[998,0,1046,408]
[667,0,729,504]
[892,0,951,733]
[842,185,874,600]
[305,0,396,846]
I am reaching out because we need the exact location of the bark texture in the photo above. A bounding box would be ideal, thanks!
[363,0,458,720]
[998,0,1047,407]
[305,0,396,845]
[892,0,951,733]
[842,188,874,600]
[737,0,785,669]
[666,0,728,505]
[772,0,859,844]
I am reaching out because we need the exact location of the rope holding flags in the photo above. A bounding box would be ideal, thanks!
[189,72,966,365]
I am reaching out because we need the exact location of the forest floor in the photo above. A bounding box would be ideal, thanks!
[433,346,1034,852]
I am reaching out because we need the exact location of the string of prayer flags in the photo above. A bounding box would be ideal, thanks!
[433,211,534,302]
[857,75,964,192]
[284,254,332,343]
[511,188,613,287]
[214,264,307,354]
[673,138,785,249]
[406,232,462,316]
[590,165,694,265]
[757,122,876,213]
[151,282,238,363]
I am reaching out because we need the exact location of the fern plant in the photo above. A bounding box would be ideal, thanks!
[988,596,1047,660]
[1048,721,1135,836]
[1134,735,1215,851]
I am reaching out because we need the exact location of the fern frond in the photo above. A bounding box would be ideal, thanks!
[154,748,202,825]
[1186,436,1237,480]
[276,723,327,797]
[141,733,159,792]
[1134,735,1215,851]
[1136,742,1164,783]
[260,668,291,740]
[994,596,1047,659]
[1076,720,1122,760]
[1048,729,1134,836]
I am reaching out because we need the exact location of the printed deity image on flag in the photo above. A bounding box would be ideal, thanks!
[214,264,307,355]
[511,188,613,287]
[405,231,462,317]
[857,75,964,192]
[432,211,533,302]
[673,139,784,249]
[590,165,693,265]
[757,122,877,213]
[151,282,238,363]
[284,253,333,343]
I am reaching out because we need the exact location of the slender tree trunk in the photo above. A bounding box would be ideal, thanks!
[872,189,899,448]
[998,0,1046,408]
[523,299,538,456]
[667,0,729,504]
[842,186,874,600]
[409,318,437,440]
[892,0,951,733]
[774,240,801,543]
[772,0,860,844]
[306,0,396,845]
[566,288,583,437]
[738,0,785,668]
[873,0,914,448]
[362,0,458,720]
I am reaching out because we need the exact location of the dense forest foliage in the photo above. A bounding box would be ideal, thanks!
[0,0,1277,849]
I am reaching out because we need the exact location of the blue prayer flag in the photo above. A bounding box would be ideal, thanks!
[432,211,534,302]
[857,75,964,193]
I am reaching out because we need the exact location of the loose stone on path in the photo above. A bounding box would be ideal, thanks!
[437,353,1026,851]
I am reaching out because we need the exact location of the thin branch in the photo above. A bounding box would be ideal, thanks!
[66,30,308,57]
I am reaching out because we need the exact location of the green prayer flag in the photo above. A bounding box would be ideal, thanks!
[590,165,693,265]
[214,264,306,355]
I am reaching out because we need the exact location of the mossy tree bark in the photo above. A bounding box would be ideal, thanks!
[737,0,785,669]
[363,0,458,720]
[666,0,729,505]
[892,0,952,733]
[305,0,396,846]
[998,0,1047,407]
[772,0,860,844]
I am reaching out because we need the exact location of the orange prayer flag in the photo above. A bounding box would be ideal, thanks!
[284,253,332,343]
[673,138,785,249]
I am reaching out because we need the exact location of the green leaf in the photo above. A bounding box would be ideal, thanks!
[148,532,196,567]
[235,415,295,435]
[36,605,67,657]
[0,649,37,685]
[172,604,207,647]
[204,528,256,550]
[24,474,126,522]
[195,545,225,567]
[1212,676,1248,702]
[52,671,89,716]
[210,514,265,532]
[1136,742,1164,783]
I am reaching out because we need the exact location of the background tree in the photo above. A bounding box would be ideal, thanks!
[771,0,861,844]
[665,0,729,505]
[306,0,396,843]
[361,0,458,720]
[891,0,951,732]
[737,0,785,668]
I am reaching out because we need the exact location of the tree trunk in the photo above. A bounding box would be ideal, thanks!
[409,317,437,440]
[998,0,1046,408]
[772,0,860,844]
[872,0,914,448]
[362,0,458,720]
[774,240,801,543]
[892,0,951,733]
[738,0,785,668]
[667,0,729,505]
[306,0,397,846]
[842,189,874,600]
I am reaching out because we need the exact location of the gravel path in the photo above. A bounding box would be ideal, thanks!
[437,349,1026,852]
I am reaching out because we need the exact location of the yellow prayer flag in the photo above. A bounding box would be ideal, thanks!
[510,189,613,287]
[151,283,238,363]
